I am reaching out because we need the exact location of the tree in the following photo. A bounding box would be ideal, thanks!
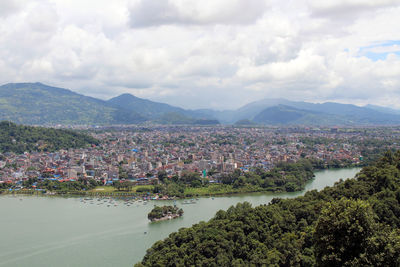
[314,198,376,266]
[157,170,168,182]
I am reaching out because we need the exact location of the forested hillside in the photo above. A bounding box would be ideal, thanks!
[0,121,99,153]
[136,151,400,266]
[0,83,217,125]
[0,82,146,125]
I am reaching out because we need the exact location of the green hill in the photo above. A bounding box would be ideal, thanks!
[136,151,400,266]
[0,121,99,153]
[0,83,146,125]
[0,83,218,125]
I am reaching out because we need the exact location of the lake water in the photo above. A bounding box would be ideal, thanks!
[0,168,360,267]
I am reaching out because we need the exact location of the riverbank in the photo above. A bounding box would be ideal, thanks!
[0,183,299,199]
[0,166,361,199]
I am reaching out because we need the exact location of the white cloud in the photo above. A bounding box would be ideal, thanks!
[128,0,267,27]
[0,0,24,17]
[0,0,400,109]
[307,0,400,18]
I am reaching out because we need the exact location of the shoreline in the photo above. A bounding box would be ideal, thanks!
[0,167,361,199]
[150,214,182,222]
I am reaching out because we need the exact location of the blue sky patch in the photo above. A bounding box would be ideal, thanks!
[358,40,400,61]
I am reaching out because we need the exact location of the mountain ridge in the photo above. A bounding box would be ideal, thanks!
[1,82,400,126]
[0,83,218,125]
[0,82,147,125]
[206,98,400,125]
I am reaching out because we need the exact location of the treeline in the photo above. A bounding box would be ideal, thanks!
[0,121,99,153]
[22,177,101,192]
[219,159,314,192]
[152,159,315,197]
[136,151,400,266]
[307,157,356,169]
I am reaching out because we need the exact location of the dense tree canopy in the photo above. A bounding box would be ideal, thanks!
[314,198,376,266]
[20,177,101,192]
[136,151,400,266]
[0,121,99,153]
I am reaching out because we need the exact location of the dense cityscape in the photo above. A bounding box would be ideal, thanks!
[1,126,400,191]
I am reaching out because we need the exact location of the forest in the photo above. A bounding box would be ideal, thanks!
[0,121,99,153]
[136,151,400,266]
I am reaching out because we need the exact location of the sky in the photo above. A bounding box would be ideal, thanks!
[0,0,400,110]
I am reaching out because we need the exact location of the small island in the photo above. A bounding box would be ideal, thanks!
[148,205,184,222]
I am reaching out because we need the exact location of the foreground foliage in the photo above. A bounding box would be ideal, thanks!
[136,151,400,266]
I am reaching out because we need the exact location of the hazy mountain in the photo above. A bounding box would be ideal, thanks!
[203,99,296,123]
[205,98,400,126]
[250,101,400,126]
[108,93,188,119]
[234,119,258,126]
[1,82,399,126]
[0,83,218,125]
[364,104,400,115]
[280,101,400,125]
[0,83,146,125]
[154,112,219,125]
[253,105,349,125]
[108,93,219,124]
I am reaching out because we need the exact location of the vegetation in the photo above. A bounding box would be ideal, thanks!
[21,177,101,192]
[0,82,146,125]
[0,182,12,190]
[0,121,99,153]
[147,205,184,221]
[153,159,315,198]
[136,151,400,266]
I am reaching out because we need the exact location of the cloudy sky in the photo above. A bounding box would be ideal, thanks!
[1,0,400,110]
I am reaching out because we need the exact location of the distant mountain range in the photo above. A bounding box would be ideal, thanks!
[1,82,400,126]
[205,98,400,125]
[0,83,217,125]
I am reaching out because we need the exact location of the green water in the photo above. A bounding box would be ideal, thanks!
[0,168,360,267]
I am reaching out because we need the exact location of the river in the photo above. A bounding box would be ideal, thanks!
[0,167,360,267]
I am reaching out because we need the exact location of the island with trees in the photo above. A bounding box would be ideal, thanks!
[147,205,184,222]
